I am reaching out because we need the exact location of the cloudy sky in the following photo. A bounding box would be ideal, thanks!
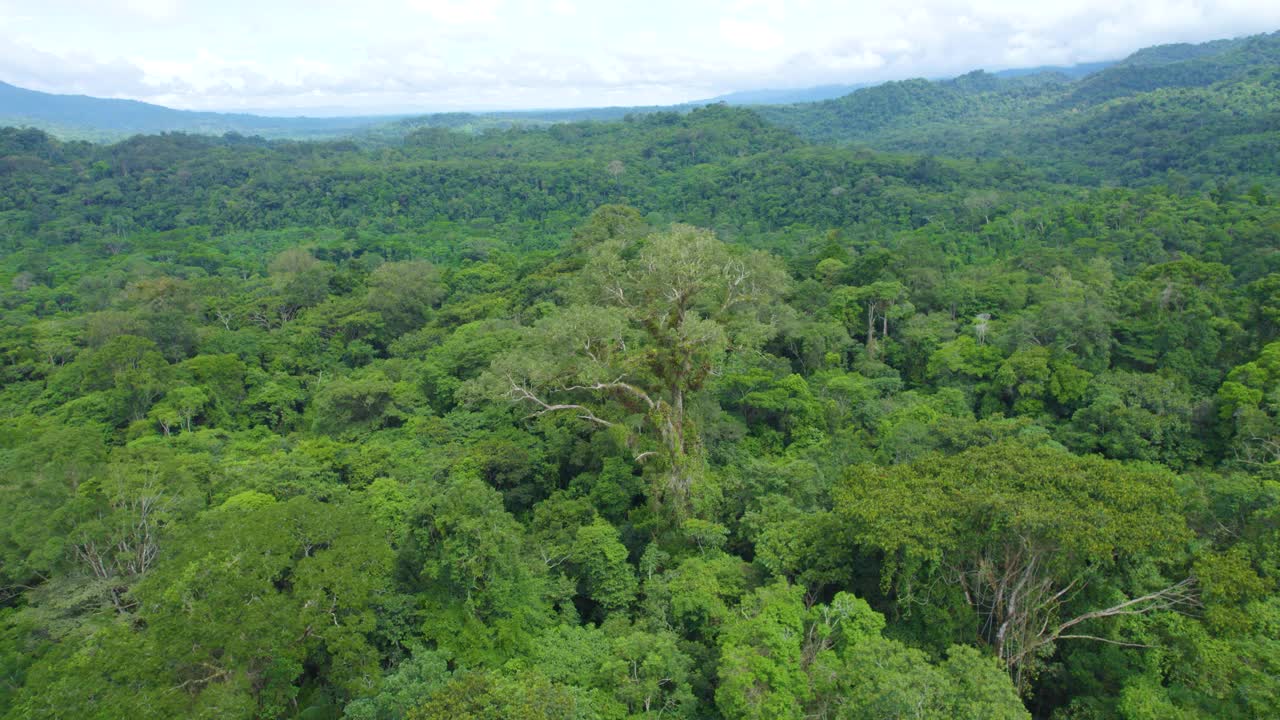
[2,0,1279,115]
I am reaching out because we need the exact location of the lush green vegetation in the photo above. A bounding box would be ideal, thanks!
[2,33,1279,720]
[759,32,1280,187]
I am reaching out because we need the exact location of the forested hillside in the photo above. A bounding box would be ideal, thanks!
[1,34,1279,720]
[759,32,1280,186]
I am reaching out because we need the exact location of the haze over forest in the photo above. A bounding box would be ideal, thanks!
[2,7,1280,720]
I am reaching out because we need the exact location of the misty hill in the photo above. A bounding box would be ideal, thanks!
[1065,31,1280,104]
[0,81,397,141]
[991,61,1115,79]
[707,83,878,105]
[1,60,1115,143]
[0,77,712,142]
[757,70,1074,139]
[704,61,1114,106]
[756,31,1280,185]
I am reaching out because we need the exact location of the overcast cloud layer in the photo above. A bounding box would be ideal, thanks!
[2,0,1279,115]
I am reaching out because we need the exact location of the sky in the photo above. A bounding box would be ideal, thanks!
[2,0,1279,115]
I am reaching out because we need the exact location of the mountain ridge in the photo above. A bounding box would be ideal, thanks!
[0,59,1129,142]
[0,80,402,141]
[751,31,1280,185]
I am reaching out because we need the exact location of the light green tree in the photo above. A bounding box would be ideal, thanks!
[836,443,1196,690]
[478,224,789,509]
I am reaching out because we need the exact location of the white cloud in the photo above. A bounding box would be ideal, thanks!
[406,0,501,24]
[0,37,158,96]
[2,0,1280,112]
[122,0,181,21]
[719,18,785,52]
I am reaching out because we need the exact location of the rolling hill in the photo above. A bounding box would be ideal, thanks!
[0,81,398,141]
[756,31,1280,185]
[0,61,1114,142]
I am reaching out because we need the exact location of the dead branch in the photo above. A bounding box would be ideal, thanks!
[508,380,615,427]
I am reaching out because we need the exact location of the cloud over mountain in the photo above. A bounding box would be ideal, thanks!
[2,0,1278,112]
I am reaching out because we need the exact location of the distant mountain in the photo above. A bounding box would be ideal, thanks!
[2,33,1274,151]
[755,31,1280,185]
[0,77,707,142]
[700,61,1116,107]
[707,83,879,105]
[992,61,1115,79]
[0,81,398,141]
[1064,31,1280,104]
[701,61,1121,106]
[0,59,1123,142]
[1114,36,1252,67]
[755,70,1074,140]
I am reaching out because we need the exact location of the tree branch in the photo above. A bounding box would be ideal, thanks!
[1055,635,1153,649]
[1052,578,1198,638]
[561,377,656,409]
[508,379,615,427]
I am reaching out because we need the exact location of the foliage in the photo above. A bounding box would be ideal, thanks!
[2,32,1280,718]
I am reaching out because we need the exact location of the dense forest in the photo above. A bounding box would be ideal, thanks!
[759,31,1280,187]
[1,32,1279,720]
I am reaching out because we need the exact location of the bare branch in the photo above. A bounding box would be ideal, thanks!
[561,377,657,409]
[508,379,615,427]
[1052,578,1198,637]
[1055,635,1154,649]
